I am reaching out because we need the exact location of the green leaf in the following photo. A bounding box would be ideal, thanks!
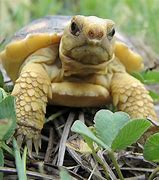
[59,167,73,180]
[111,119,151,151]
[1,142,14,156]
[0,148,4,166]
[71,120,109,150]
[0,71,4,88]
[149,90,159,102]
[143,133,159,162]
[0,148,4,179]
[0,88,8,102]
[131,72,145,83]
[132,71,159,84]
[0,96,16,140]
[94,110,130,147]
[141,71,159,84]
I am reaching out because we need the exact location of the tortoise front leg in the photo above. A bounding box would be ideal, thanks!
[12,63,52,156]
[111,72,158,120]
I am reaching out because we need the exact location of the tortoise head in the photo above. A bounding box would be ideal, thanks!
[60,15,115,66]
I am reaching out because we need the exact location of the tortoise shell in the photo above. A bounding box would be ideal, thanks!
[0,15,143,82]
[0,16,71,81]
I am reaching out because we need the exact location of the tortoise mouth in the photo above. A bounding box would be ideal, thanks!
[68,45,110,65]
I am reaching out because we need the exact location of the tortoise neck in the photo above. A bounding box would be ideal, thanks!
[59,51,115,77]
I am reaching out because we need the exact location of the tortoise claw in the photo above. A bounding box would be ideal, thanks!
[15,125,42,158]
[26,139,33,158]
[17,134,24,149]
[33,136,41,155]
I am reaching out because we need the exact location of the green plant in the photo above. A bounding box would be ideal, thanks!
[143,133,159,180]
[132,70,159,85]
[0,86,28,179]
[0,88,16,157]
[13,138,27,180]
[59,167,73,180]
[1,0,159,53]
[132,70,159,102]
[0,88,17,178]
[0,71,4,88]
[71,110,151,179]
[144,133,159,162]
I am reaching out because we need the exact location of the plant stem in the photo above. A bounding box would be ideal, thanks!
[92,148,110,180]
[1,142,14,156]
[148,166,159,180]
[22,146,27,174]
[108,151,124,180]
[13,138,27,180]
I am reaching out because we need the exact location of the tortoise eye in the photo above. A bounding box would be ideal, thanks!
[71,21,80,36]
[107,28,115,40]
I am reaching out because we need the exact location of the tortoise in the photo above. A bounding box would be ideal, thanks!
[0,15,158,155]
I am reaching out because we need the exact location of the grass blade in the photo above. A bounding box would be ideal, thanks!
[13,138,27,180]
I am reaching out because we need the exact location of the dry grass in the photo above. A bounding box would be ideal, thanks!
[2,108,158,179]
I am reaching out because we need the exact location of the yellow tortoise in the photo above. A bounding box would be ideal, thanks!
[0,15,158,155]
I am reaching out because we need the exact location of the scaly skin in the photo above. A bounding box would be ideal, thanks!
[12,63,52,156]
[111,72,159,143]
[111,72,157,120]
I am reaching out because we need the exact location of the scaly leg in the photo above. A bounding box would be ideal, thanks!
[111,72,158,120]
[12,63,52,156]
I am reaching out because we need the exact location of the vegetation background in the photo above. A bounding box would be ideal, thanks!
[0,0,159,54]
[0,1,159,179]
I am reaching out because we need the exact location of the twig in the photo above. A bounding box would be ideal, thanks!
[53,119,63,136]
[44,128,54,162]
[123,175,146,180]
[0,166,58,179]
[98,150,117,180]
[148,166,159,180]
[92,148,110,179]
[88,164,97,180]
[45,163,85,180]
[78,111,85,122]
[120,167,154,172]
[57,112,75,166]
[46,109,68,123]
[67,147,106,180]
[90,157,103,178]
[147,118,159,127]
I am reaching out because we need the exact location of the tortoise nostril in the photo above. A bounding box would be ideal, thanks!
[98,31,104,39]
[88,30,94,39]
[87,29,104,40]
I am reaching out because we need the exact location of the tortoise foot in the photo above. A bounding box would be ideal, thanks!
[11,63,52,157]
[16,124,41,157]
[111,72,158,120]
